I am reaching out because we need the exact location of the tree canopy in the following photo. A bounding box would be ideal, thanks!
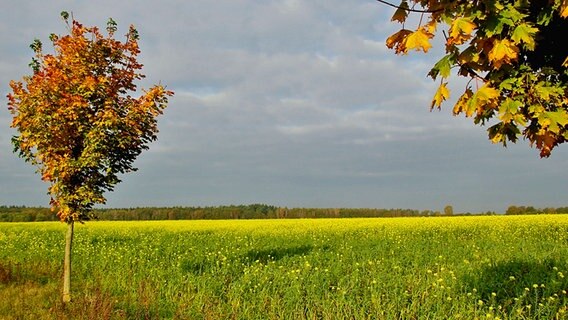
[384,0,568,157]
[7,12,173,222]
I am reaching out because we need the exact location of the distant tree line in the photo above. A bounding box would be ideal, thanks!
[505,206,568,215]
[0,206,56,222]
[0,204,564,222]
[0,205,426,222]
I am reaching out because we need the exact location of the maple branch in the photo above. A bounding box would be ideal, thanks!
[440,30,485,82]
[375,0,444,13]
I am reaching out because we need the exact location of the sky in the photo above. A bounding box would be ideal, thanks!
[1,0,567,213]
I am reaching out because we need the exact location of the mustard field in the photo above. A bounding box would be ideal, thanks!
[1,215,568,319]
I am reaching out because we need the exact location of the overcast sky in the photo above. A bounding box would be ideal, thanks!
[1,0,567,213]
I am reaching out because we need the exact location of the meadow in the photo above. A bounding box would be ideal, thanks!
[1,215,568,319]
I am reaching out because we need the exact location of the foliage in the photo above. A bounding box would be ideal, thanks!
[7,12,173,222]
[1,216,568,318]
[385,0,568,157]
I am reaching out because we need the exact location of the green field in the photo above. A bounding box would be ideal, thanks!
[1,215,568,319]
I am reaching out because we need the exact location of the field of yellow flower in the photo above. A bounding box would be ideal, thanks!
[1,215,568,319]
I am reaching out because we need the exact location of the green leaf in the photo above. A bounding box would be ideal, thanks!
[538,111,568,134]
[511,23,538,50]
[546,111,568,127]
[484,16,504,37]
[29,39,42,53]
[536,7,554,25]
[429,55,453,79]
[534,83,563,100]
[498,98,522,123]
[499,78,516,91]
[61,11,69,21]
[500,5,525,23]
[106,18,117,34]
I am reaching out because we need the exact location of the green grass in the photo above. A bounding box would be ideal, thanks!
[1,215,568,319]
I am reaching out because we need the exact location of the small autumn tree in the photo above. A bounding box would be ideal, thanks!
[383,0,568,157]
[7,12,173,303]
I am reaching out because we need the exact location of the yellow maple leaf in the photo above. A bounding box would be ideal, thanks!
[448,17,476,45]
[404,28,433,53]
[488,39,519,68]
[431,82,450,110]
[476,84,500,103]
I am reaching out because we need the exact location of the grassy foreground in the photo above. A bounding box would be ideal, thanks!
[1,215,568,319]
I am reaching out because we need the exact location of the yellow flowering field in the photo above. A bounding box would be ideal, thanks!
[1,215,568,319]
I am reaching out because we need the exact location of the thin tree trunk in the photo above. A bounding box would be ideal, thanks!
[63,220,74,303]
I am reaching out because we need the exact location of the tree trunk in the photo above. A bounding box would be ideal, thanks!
[62,220,74,303]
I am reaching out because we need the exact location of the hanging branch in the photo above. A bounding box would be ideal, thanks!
[375,0,444,13]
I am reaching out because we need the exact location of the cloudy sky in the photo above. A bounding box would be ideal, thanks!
[1,0,567,213]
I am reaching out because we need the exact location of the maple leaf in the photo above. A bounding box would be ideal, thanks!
[534,83,563,101]
[429,54,453,80]
[386,29,412,54]
[511,23,538,50]
[431,82,450,110]
[534,131,558,157]
[404,28,433,53]
[391,0,409,23]
[464,84,500,117]
[448,17,476,45]
[498,98,522,123]
[476,84,500,103]
[488,39,519,68]
[453,88,473,115]
[539,111,568,134]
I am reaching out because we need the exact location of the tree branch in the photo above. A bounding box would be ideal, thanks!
[375,0,444,13]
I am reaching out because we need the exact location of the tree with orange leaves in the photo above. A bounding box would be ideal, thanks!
[7,12,173,302]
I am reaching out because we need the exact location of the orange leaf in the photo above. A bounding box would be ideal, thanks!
[386,29,413,54]
[561,0,568,18]
[534,131,557,157]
